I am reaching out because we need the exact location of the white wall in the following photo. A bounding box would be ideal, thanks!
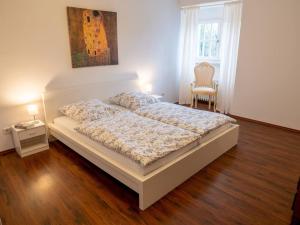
[0,0,180,151]
[231,0,300,130]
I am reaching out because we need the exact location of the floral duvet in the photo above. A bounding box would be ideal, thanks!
[76,111,199,166]
[134,102,236,135]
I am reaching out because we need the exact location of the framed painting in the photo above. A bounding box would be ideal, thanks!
[67,7,118,68]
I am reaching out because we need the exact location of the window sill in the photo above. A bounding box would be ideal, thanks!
[197,58,220,65]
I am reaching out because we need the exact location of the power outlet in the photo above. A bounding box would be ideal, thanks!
[3,127,12,134]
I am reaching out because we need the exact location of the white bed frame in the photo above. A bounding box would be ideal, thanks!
[43,78,239,210]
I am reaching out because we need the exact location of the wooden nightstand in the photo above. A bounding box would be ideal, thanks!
[12,120,49,158]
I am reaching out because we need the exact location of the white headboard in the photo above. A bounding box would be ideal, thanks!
[43,78,141,124]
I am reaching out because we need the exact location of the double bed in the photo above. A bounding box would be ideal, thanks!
[44,78,239,210]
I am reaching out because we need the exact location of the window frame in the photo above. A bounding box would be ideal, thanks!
[197,19,223,64]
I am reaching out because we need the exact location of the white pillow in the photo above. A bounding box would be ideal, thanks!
[59,99,119,122]
[109,92,160,110]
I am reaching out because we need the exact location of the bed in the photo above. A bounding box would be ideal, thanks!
[43,78,239,210]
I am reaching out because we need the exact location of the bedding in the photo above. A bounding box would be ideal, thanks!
[59,99,122,123]
[53,116,205,176]
[134,102,236,135]
[109,92,160,110]
[75,111,199,166]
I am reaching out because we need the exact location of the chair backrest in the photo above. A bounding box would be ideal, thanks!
[194,62,215,87]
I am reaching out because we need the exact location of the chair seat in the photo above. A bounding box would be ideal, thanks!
[192,86,217,95]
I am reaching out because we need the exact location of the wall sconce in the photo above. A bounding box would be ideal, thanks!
[27,104,38,121]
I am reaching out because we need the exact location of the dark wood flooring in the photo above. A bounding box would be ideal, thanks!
[0,106,300,225]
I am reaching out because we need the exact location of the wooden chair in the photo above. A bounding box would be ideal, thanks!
[191,62,218,111]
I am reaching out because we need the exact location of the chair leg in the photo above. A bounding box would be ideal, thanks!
[191,93,194,108]
[214,94,217,112]
[213,95,216,112]
[195,95,198,108]
[208,95,211,110]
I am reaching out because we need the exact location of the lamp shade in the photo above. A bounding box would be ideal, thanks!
[27,104,38,116]
[144,84,153,94]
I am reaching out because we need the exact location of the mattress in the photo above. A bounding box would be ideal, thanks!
[53,116,233,176]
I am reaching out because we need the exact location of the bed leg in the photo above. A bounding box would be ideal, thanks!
[139,193,146,210]
[138,184,161,210]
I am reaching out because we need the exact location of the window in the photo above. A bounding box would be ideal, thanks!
[198,22,221,61]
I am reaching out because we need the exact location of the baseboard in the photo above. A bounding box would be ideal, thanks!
[0,148,15,156]
[229,114,300,134]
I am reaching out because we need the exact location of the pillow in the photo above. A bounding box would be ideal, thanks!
[59,99,119,122]
[109,91,160,110]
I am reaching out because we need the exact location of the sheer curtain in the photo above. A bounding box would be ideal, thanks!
[218,2,243,114]
[178,7,200,105]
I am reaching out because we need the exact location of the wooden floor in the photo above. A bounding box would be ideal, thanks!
[0,107,300,225]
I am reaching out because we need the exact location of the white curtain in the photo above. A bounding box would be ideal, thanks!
[218,2,243,114]
[178,7,200,105]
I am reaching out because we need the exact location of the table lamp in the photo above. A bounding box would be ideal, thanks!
[27,104,38,121]
[144,83,152,94]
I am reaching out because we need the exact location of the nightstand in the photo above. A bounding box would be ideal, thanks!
[12,120,49,158]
